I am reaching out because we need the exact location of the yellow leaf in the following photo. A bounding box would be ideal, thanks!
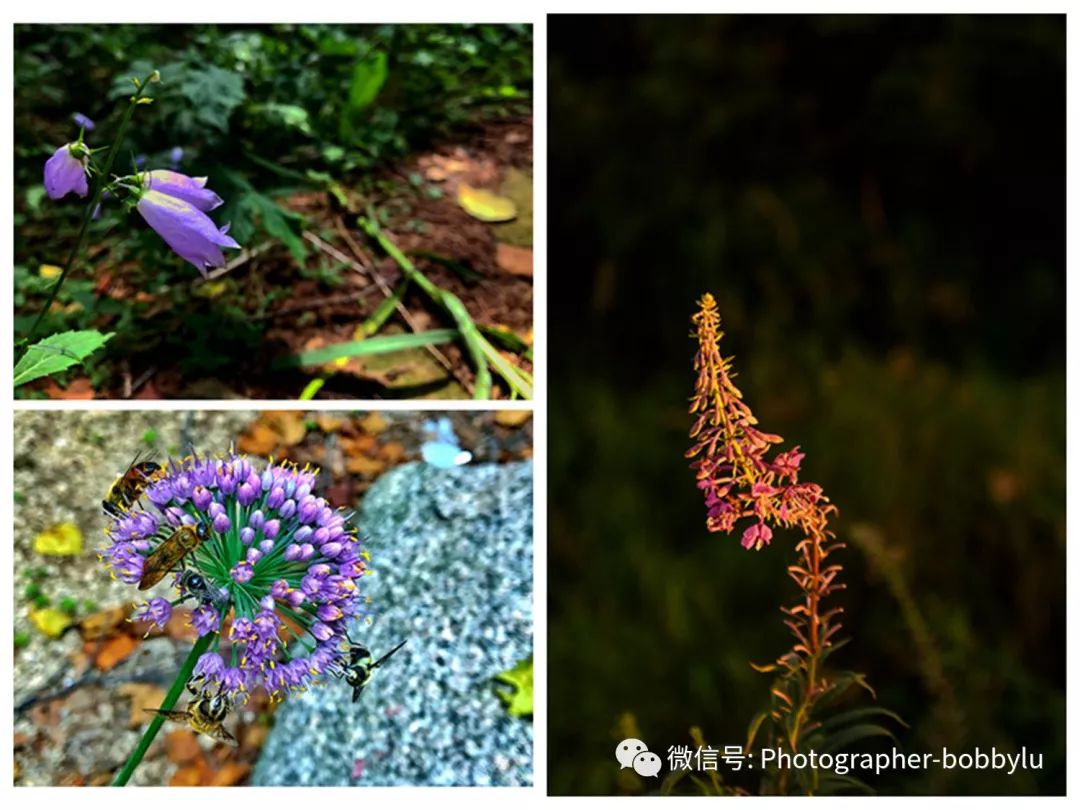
[39,264,63,278]
[33,522,83,556]
[195,280,229,299]
[30,608,74,639]
[457,184,517,223]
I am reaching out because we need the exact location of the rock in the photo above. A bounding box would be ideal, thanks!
[253,461,533,786]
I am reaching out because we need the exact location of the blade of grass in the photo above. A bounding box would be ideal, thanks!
[360,211,512,399]
[278,328,460,369]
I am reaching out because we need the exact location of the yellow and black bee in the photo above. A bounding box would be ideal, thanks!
[138,523,209,590]
[332,638,408,702]
[103,455,162,518]
[146,679,238,746]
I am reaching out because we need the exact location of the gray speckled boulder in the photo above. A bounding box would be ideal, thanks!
[253,461,533,786]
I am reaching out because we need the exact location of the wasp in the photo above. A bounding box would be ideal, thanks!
[103,455,162,518]
[146,678,238,746]
[331,637,408,702]
[138,523,209,590]
[176,569,230,610]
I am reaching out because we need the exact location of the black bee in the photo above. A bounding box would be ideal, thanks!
[332,638,408,702]
[176,569,230,610]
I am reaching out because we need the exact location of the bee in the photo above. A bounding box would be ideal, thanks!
[138,523,209,591]
[103,455,162,518]
[146,679,238,747]
[176,569,230,610]
[332,637,408,702]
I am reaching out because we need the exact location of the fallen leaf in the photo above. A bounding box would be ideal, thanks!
[346,455,385,478]
[316,414,344,433]
[164,730,203,764]
[495,243,533,277]
[43,377,95,400]
[77,605,133,641]
[33,522,83,556]
[170,764,209,787]
[266,411,309,446]
[29,608,74,639]
[378,441,407,464]
[237,412,308,455]
[210,762,252,786]
[95,634,139,671]
[494,410,533,428]
[457,184,517,222]
[118,683,168,727]
[358,412,388,435]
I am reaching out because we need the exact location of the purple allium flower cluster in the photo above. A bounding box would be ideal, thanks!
[101,451,372,703]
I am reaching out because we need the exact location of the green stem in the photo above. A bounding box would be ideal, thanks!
[111,631,213,786]
[26,71,157,344]
[359,210,494,400]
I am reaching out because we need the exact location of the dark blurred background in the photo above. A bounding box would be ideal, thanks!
[548,15,1064,795]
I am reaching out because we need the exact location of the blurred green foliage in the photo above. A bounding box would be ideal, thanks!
[548,16,1063,795]
[14,24,531,392]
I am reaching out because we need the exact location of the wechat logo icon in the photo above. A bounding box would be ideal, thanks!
[615,738,661,777]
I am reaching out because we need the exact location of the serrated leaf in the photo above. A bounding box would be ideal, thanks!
[14,330,113,387]
[457,184,517,222]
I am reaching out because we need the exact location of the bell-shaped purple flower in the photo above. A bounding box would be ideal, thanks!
[43,143,89,200]
[72,112,96,131]
[142,170,223,211]
[136,189,240,277]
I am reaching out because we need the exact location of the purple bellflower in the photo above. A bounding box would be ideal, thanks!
[101,452,372,703]
[143,170,223,211]
[43,143,90,200]
[136,189,240,277]
[72,112,96,131]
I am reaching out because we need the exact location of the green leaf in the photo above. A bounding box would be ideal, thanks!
[340,51,389,141]
[280,329,460,368]
[494,656,533,718]
[14,330,113,387]
[250,102,313,135]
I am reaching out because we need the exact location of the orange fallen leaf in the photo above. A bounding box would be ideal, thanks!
[494,410,533,428]
[170,764,210,787]
[165,730,203,765]
[77,604,133,641]
[378,441,407,464]
[43,377,95,400]
[95,634,139,671]
[495,244,533,278]
[316,414,344,433]
[346,455,385,478]
[210,762,252,786]
[358,412,388,435]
